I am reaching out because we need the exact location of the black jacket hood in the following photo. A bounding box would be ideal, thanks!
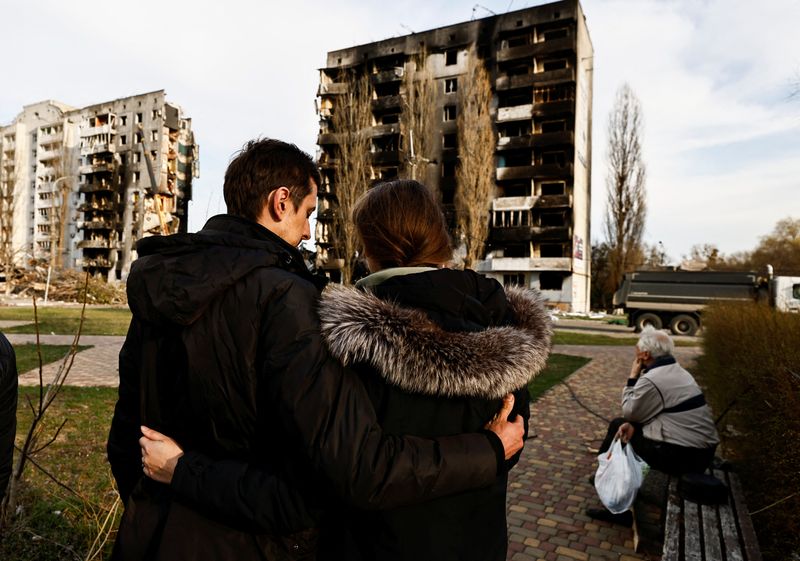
[127,214,322,326]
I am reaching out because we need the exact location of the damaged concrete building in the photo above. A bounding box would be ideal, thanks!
[0,90,198,281]
[316,0,592,311]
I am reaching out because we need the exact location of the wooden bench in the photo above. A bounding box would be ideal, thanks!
[661,468,762,561]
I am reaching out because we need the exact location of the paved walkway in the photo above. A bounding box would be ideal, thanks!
[12,332,702,559]
[506,344,701,561]
[10,334,125,387]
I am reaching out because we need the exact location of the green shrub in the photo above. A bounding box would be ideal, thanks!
[695,302,800,561]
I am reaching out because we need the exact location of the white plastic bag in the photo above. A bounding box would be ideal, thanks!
[594,439,647,514]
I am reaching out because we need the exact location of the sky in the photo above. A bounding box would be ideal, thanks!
[1,0,798,263]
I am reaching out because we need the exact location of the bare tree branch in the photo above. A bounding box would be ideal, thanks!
[402,49,437,188]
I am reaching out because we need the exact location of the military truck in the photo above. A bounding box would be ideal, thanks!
[613,268,800,336]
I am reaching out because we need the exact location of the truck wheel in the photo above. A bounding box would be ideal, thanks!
[670,315,699,336]
[635,313,662,332]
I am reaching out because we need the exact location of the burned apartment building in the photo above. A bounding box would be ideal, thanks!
[0,90,198,281]
[315,0,592,311]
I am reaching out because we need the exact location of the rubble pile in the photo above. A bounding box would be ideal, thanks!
[1,265,127,305]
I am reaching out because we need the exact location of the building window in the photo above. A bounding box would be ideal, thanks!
[539,272,565,290]
[135,113,142,124]
[151,130,158,142]
[443,133,457,149]
[541,151,566,166]
[540,181,565,195]
[152,109,158,120]
[442,162,456,178]
[445,49,458,66]
[445,78,458,93]
[120,135,127,145]
[134,132,142,144]
[540,212,565,227]
[541,59,567,72]
[540,119,566,133]
[120,115,127,126]
[133,152,141,163]
[503,274,526,287]
[542,28,568,41]
[443,105,457,121]
[133,171,140,183]
[540,243,564,258]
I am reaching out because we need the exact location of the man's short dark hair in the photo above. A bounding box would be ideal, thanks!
[223,138,321,221]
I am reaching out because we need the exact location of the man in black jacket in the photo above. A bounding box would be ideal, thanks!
[107,139,523,560]
[0,332,16,504]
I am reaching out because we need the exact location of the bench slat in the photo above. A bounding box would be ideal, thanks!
[702,503,723,561]
[715,469,744,561]
[663,478,682,561]
[727,469,763,561]
[684,501,702,561]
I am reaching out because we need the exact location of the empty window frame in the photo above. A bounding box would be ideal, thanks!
[442,162,456,178]
[135,113,142,124]
[444,78,458,93]
[503,273,527,287]
[540,181,565,195]
[499,122,531,138]
[541,151,566,166]
[539,211,566,227]
[445,49,458,66]
[540,119,566,133]
[541,58,568,72]
[442,133,457,149]
[443,105,457,121]
[501,181,531,197]
[541,27,568,41]
[539,272,565,290]
[539,243,564,257]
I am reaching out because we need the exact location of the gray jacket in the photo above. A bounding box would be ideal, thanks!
[621,356,719,449]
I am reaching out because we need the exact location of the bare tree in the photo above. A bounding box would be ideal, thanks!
[401,49,436,185]
[603,83,647,295]
[0,161,16,295]
[332,70,373,284]
[455,46,495,269]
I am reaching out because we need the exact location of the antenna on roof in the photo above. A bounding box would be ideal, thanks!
[472,4,497,19]
[506,0,515,12]
[400,23,415,34]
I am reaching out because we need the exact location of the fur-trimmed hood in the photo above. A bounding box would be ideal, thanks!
[318,284,553,400]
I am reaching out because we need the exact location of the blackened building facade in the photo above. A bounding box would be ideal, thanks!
[316,0,592,311]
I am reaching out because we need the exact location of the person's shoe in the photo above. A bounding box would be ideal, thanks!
[586,507,633,527]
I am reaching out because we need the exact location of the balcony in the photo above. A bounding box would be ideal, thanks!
[370,123,401,137]
[496,165,536,181]
[490,225,570,244]
[496,136,534,151]
[536,194,571,208]
[76,257,112,268]
[78,202,116,212]
[77,239,119,250]
[81,142,117,156]
[533,162,573,178]
[493,196,536,211]
[372,67,404,84]
[531,130,574,147]
[78,219,115,230]
[495,67,575,91]
[37,149,60,162]
[497,104,533,122]
[477,256,572,272]
[38,132,63,144]
[81,124,116,137]
[79,181,114,193]
[318,82,347,95]
[371,95,402,112]
[533,99,574,117]
[496,36,574,63]
[79,162,114,174]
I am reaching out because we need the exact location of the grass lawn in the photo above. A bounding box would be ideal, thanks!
[4,386,119,560]
[14,344,92,374]
[528,353,591,401]
[553,330,697,347]
[0,306,131,336]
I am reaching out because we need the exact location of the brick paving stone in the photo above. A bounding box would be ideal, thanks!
[506,344,701,561]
